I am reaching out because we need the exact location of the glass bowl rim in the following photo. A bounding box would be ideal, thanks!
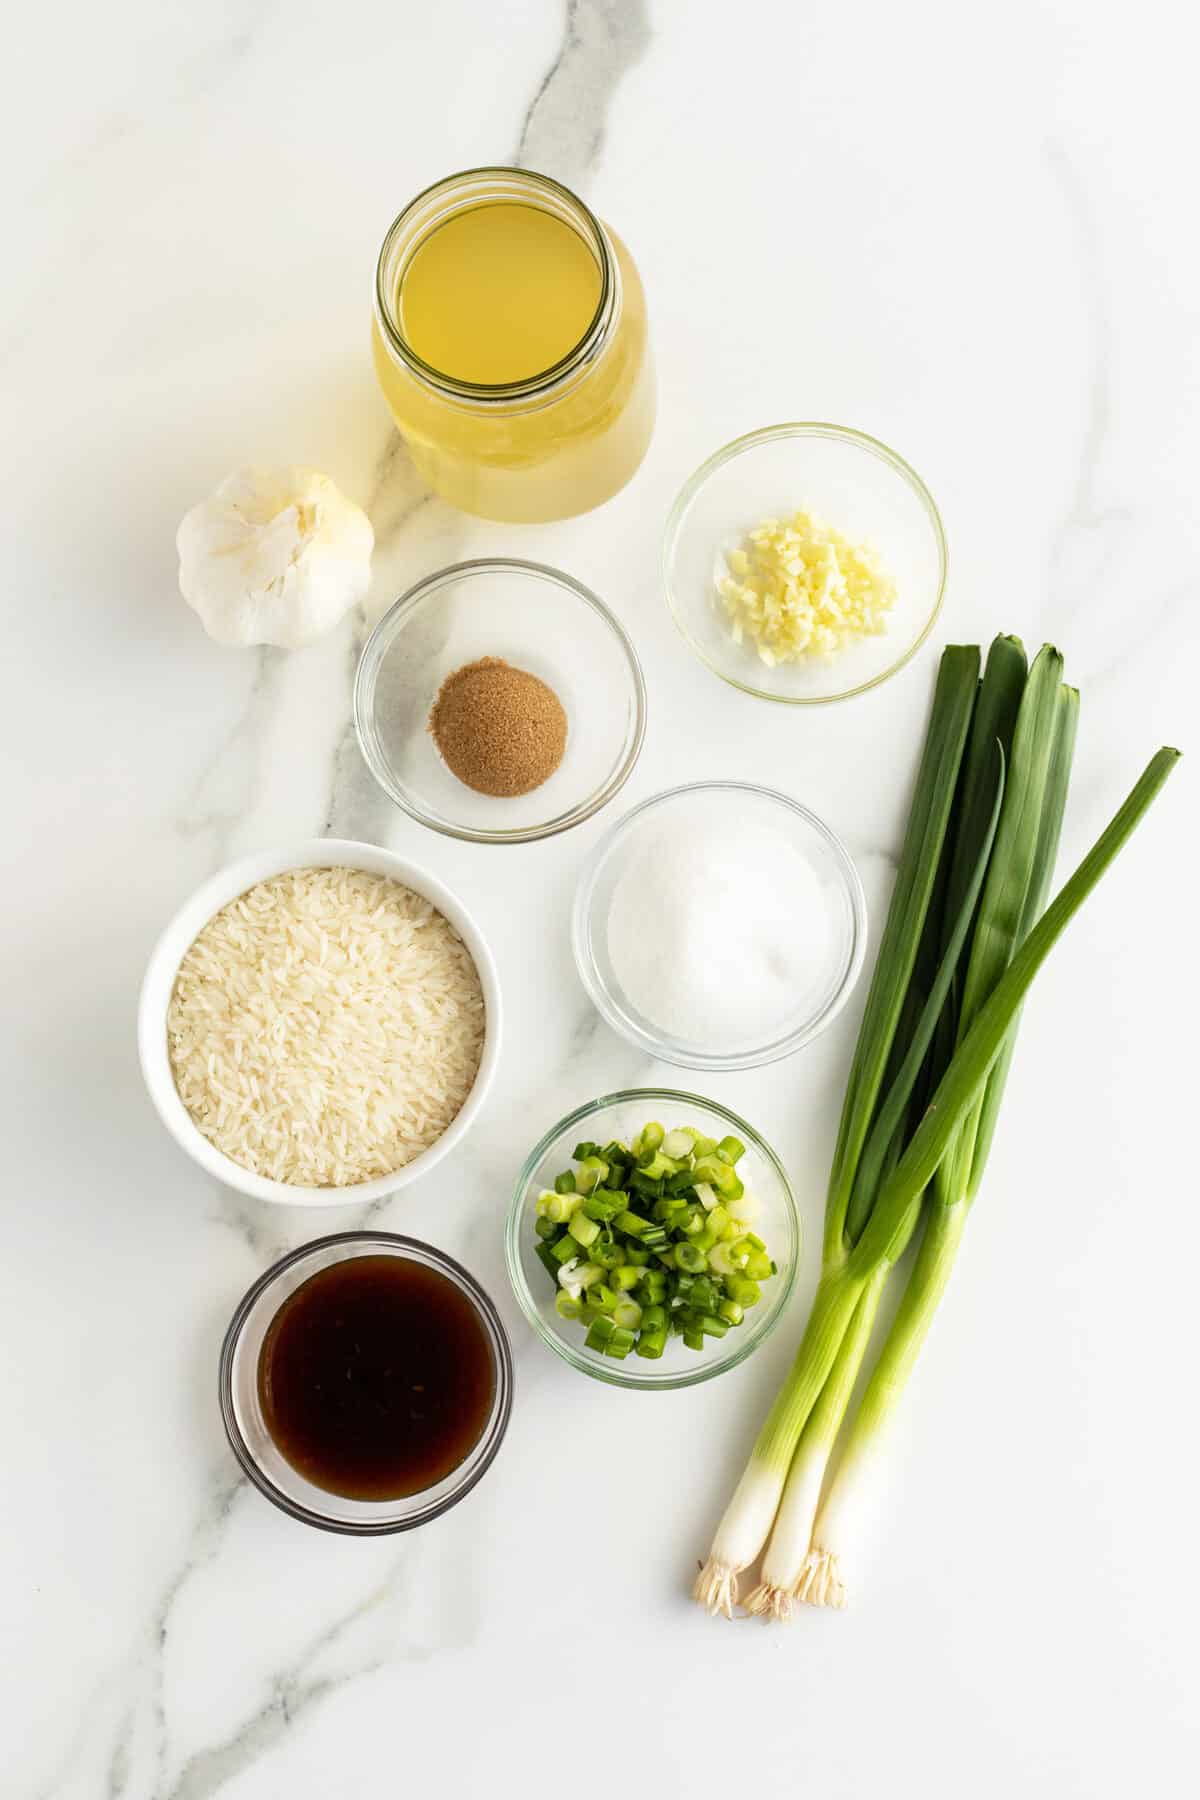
[219,1230,514,1535]
[373,165,615,402]
[661,420,948,705]
[353,555,648,844]
[571,780,868,1071]
[504,1086,800,1391]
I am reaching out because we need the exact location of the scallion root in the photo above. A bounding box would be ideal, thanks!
[743,1581,794,1622]
[794,1549,847,1610]
[693,1558,740,1619]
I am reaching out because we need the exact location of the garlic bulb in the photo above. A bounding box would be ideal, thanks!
[177,466,374,649]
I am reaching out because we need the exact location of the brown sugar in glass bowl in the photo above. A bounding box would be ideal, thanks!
[352,557,647,847]
[430,656,568,797]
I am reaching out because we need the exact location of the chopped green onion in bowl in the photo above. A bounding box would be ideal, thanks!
[530,1122,779,1363]
[505,1090,800,1391]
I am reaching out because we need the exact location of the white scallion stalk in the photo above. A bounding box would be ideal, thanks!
[743,1267,887,1620]
[796,1197,969,1609]
[695,741,1178,1620]
[693,1268,873,1615]
[797,672,1081,1610]
[694,656,986,1620]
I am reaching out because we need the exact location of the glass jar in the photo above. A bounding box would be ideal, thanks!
[372,168,655,524]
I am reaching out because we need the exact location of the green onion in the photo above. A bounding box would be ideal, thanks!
[581,1190,624,1222]
[794,667,1082,1611]
[822,646,982,1272]
[732,641,1017,1617]
[640,1120,665,1150]
[590,1239,626,1271]
[534,1243,560,1286]
[693,635,1179,1621]
[760,742,1178,1616]
[744,1270,888,1619]
[585,1315,615,1351]
[697,1313,729,1338]
[568,1214,600,1249]
[741,644,1025,1617]
[574,1157,608,1195]
[542,1190,578,1224]
[534,1119,782,1366]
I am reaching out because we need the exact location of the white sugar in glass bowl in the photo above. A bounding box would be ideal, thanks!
[572,782,866,1071]
[138,840,501,1205]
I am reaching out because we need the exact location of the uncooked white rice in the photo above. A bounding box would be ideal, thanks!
[167,867,485,1187]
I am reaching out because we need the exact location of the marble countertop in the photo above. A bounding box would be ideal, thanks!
[5,2,1198,1795]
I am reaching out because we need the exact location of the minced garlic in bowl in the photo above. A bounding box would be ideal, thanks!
[717,510,896,667]
[663,423,947,705]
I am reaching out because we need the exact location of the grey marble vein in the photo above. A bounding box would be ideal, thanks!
[210,1185,294,1265]
[320,476,444,843]
[161,1671,345,1800]
[74,21,661,1797]
[157,1542,469,1800]
[32,1480,245,1800]
[320,629,389,845]
[1044,143,1132,633]
[147,1482,249,1796]
[172,648,288,863]
[517,0,651,187]
[321,1,652,842]
[843,838,900,875]
[106,1715,134,1799]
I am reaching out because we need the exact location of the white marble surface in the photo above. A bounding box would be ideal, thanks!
[4,2,1198,1795]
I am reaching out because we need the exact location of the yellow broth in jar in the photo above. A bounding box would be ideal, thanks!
[373,171,654,523]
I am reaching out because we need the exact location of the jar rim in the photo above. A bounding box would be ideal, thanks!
[373,166,617,403]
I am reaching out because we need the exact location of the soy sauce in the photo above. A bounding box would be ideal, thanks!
[257,1255,496,1500]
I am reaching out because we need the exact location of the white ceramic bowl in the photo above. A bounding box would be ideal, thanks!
[138,840,501,1206]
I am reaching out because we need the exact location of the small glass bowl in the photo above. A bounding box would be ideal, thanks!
[354,558,646,843]
[572,781,867,1071]
[505,1089,800,1390]
[219,1233,513,1534]
[663,422,947,704]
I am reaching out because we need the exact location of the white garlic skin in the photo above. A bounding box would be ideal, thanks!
[177,466,374,649]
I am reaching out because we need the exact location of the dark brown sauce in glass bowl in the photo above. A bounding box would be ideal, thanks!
[257,1255,496,1501]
